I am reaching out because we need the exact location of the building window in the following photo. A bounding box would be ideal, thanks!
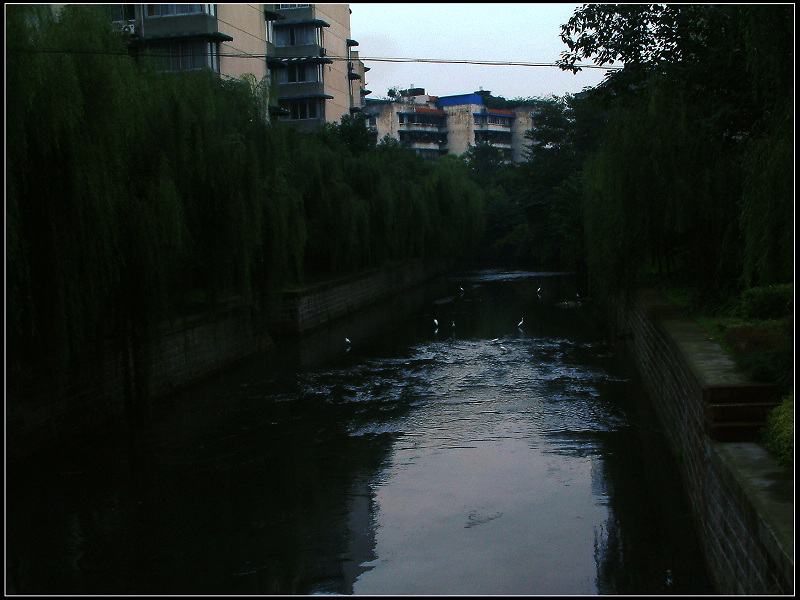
[474,114,512,127]
[415,148,444,160]
[148,39,220,72]
[145,4,215,17]
[474,130,512,145]
[275,24,322,46]
[279,98,324,121]
[107,4,136,21]
[398,113,445,128]
[266,19,274,44]
[279,4,310,8]
[276,63,322,84]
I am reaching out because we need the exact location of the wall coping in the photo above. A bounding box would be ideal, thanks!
[710,442,794,588]
[636,289,749,388]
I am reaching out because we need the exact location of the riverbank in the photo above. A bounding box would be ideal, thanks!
[614,289,793,594]
[7,260,452,462]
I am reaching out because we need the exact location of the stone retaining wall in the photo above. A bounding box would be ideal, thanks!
[7,301,271,461]
[8,261,449,461]
[615,289,793,595]
[266,260,451,334]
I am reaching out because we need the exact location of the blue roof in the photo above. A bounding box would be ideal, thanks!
[437,93,484,107]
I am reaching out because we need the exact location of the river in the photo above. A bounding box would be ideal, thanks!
[5,269,713,595]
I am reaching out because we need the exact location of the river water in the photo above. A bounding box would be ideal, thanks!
[6,269,713,595]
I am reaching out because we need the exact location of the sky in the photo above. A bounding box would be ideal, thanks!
[349,3,615,101]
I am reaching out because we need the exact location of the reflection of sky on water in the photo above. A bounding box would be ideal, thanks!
[6,271,711,595]
[345,333,616,594]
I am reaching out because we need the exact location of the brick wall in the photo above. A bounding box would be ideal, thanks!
[615,290,792,595]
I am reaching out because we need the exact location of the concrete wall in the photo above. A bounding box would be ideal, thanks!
[441,103,477,156]
[615,289,793,594]
[511,106,533,162]
[316,3,353,123]
[219,3,269,81]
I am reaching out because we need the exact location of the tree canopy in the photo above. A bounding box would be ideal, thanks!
[6,4,486,418]
[555,4,793,301]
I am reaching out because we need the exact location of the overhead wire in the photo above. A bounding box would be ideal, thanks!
[6,45,618,71]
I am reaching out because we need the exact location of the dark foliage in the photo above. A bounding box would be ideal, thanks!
[6,4,485,419]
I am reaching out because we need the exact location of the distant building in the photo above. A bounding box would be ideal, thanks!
[365,89,535,162]
[366,89,448,160]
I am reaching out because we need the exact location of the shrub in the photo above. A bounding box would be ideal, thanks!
[739,283,793,320]
[762,394,793,468]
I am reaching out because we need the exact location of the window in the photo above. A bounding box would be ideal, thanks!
[398,112,445,128]
[107,4,135,21]
[279,4,310,8]
[275,24,321,46]
[415,148,443,160]
[148,39,220,72]
[474,114,512,127]
[276,63,322,84]
[146,4,213,17]
[266,19,274,44]
[279,98,324,121]
[474,130,512,145]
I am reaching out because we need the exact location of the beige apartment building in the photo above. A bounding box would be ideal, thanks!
[266,3,368,130]
[366,89,535,162]
[106,4,365,128]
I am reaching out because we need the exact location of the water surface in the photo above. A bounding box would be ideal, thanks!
[6,270,713,595]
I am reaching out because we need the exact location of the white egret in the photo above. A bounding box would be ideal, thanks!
[518,317,524,328]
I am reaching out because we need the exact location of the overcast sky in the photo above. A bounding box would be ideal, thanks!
[348,3,614,100]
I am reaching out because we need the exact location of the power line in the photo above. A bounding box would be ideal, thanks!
[355,56,618,70]
[6,45,617,70]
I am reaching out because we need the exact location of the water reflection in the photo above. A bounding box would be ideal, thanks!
[6,270,712,595]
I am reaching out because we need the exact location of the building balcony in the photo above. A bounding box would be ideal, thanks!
[139,12,224,39]
[399,130,447,146]
[276,81,328,99]
[407,141,442,150]
[474,131,512,146]
[272,5,315,23]
[474,122,512,131]
[270,43,327,59]
[398,122,443,132]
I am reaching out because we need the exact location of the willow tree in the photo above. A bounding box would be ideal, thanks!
[560,3,793,301]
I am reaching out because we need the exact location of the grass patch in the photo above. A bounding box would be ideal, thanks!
[657,280,794,467]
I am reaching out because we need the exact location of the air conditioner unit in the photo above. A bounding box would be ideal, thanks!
[319,47,326,57]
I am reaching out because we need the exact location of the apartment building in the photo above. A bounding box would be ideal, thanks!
[365,89,535,163]
[365,89,447,160]
[107,4,365,127]
[266,4,367,130]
